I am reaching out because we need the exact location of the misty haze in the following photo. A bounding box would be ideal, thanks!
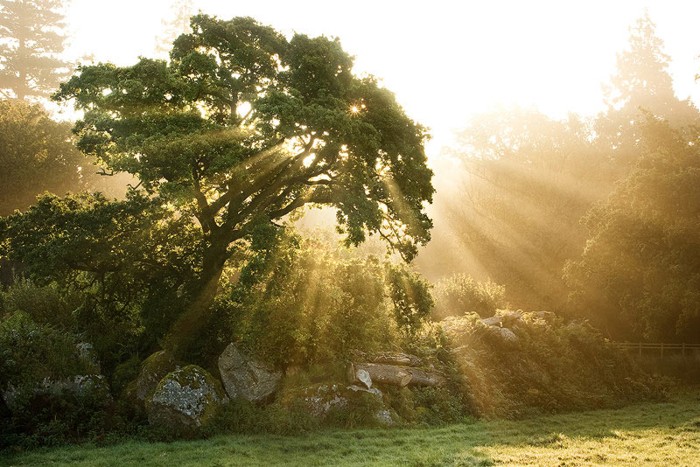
[1,1,699,465]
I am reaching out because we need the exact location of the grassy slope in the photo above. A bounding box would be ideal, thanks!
[3,391,699,467]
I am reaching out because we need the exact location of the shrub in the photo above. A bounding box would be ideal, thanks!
[0,279,81,330]
[440,311,664,418]
[0,311,113,447]
[217,232,417,370]
[0,312,92,390]
[433,274,506,319]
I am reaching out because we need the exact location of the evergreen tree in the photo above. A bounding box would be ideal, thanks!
[605,11,675,114]
[597,12,699,172]
[0,0,72,101]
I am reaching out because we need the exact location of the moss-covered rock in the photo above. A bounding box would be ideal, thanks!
[278,382,396,427]
[135,350,178,402]
[146,365,228,434]
[218,343,282,402]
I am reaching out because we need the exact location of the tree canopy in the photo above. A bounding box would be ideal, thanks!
[417,13,700,323]
[0,0,72,101]
[53,14,434,352]
[597,12,699,172]
[565,121,700,342]
[0,99,89,215]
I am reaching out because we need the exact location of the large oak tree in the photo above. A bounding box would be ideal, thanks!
[54,15,434,353]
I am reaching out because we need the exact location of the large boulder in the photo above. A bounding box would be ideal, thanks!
[135,350,178,402]
[146,365,228,432]
[347,362,446,388]
[286,383,397,427]
[300,383,349,419]
[218,344,282,402]
[482,310,523,328]
[351,351,423,366]
[480,311,523,349]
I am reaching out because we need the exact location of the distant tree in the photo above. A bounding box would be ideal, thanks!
[0,99,91,215]
[54,15,434,355]
[154,0,195,57]
[417,13,700,316]
[565,121,700,342]
[604,12,675,113]
[0,0,72,101]
[597,12,699,172]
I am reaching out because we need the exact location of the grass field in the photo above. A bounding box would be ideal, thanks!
[2,390,699,466]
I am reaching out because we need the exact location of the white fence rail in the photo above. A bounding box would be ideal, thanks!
[614,342,700,358]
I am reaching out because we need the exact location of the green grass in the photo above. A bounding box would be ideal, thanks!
[3,390,700,466]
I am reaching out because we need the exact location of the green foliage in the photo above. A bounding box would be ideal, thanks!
[1,191,203,370]
[0,0,72,101]
[440,311,663,418]
[382,385,468,426]
[0,100,99,215]
[565,121,700,342]
[54,14,434,352]
[54,12,433,260]
[207,398,320,437]
[0,279,80,329]
[432,273,506,319]
[0,311,92,389]
[0,311,115,447]
[385,263,433,337]
[216,231,406,369]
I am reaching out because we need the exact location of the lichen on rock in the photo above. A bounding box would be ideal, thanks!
[146,365,228,432]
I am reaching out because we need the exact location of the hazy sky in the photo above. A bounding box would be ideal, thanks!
[65,0,700,151]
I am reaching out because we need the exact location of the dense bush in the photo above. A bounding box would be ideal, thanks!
[0,311,113,447]
[207,231,432,370]
[0,279,81,330]
[0,192,205,372]
[440,311,664,418]
[565,122,700,343]
[432,274,506,319]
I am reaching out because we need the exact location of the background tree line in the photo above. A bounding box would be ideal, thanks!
[418,13,700,343]
[1,4,698,345]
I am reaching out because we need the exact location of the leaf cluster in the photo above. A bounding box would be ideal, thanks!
[54,14,434,260]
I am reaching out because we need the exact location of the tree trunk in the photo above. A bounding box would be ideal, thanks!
[17,37,27,101]
[162,241,229,357]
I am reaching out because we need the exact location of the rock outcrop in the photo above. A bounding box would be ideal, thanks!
[146,365,228,432]
[348,362,445,388]
[218,343,282,402]
[481,311,522,348]
[347,352,445,388]
[135,350,178,402]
